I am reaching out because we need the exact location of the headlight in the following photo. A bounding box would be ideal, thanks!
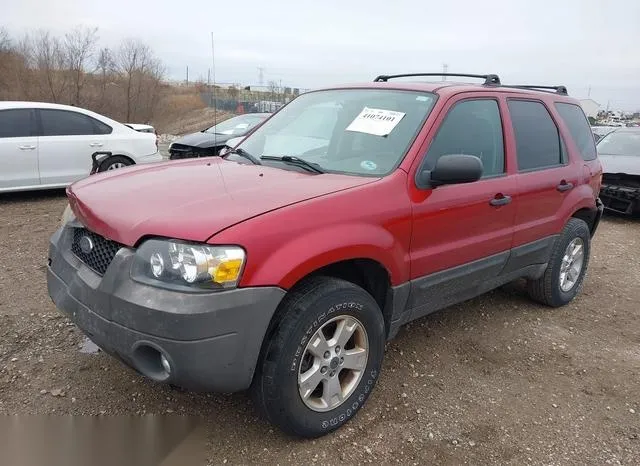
[131,239,246,291]
[60,203,75,227]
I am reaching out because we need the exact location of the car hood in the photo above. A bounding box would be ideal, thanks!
[599,154,640,176]
[173,131,232,148]
[67,158,376,246]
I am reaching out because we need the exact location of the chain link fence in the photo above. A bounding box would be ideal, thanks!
[199,85,311,114]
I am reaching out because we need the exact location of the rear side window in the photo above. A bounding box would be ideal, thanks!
[40,109,112,136]
[508,100,562,171]
[554,102,597,161]
[0,109,34,138]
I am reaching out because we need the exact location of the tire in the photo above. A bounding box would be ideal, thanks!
[527,218,591,307]
[99,155,133,172]
[252,276,385,438]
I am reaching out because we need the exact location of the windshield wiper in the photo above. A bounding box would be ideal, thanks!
[261,155,324,174]
[227,147,262,165]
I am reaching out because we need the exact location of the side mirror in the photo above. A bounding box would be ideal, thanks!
[416,154,483,189]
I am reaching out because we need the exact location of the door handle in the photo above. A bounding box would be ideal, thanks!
[556,181,574,192]
[19,145,36,150]
[89,142,104,147]
[490,194,512,207]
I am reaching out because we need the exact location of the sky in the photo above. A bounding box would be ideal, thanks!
[4,0,640,111]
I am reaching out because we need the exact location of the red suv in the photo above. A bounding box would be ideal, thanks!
[47,73,603,437]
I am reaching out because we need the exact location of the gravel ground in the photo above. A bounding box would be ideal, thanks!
[0,190,639,465]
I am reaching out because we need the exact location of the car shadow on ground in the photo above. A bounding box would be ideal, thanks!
[0,189,67,204]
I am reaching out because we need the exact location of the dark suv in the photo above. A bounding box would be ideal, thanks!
[47,73,603,438]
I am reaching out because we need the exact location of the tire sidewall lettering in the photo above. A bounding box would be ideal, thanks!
[319,369,379,429]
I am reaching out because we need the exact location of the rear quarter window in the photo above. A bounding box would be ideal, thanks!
[554,102,597,161]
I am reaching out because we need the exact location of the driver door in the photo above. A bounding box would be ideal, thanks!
[407,95,517,317]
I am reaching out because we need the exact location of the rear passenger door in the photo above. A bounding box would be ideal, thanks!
[37,108,112,185]
[507,99,578,249]
[0,108,40,190]
[408,96,517,317]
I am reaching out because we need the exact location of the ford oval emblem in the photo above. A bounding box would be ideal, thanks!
[79,236,94,255]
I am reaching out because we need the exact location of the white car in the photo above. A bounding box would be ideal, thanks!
[0,102,163,193]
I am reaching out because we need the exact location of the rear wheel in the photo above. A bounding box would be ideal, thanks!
[527,218,591,307]
[100,155,133,172]
[252,277,385,438]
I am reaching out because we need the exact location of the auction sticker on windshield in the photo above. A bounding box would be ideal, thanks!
[346,107,406,137]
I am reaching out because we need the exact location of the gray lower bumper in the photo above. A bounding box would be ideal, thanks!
[46,225,285,392]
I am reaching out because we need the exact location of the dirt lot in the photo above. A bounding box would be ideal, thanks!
[0,190,639,465]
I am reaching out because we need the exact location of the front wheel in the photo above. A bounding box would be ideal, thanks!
[252,277,385,438]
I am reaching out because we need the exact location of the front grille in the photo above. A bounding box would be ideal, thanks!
[71,228,122,275]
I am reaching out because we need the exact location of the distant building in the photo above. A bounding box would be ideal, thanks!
[579,99,600,119]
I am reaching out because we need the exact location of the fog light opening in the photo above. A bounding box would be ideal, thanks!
[132,343,172,382]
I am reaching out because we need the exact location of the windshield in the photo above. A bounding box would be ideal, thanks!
[597,130,640,156]
[205,114,266,135]
[234,89,437,176]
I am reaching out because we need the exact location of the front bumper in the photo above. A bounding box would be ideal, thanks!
[46,224,285,392]
[600,183,640,216]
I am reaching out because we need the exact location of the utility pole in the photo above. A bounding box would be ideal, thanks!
[186,66,189,85]
[258,66,264,86]
[588,86,591,97]
[442,63,448,80]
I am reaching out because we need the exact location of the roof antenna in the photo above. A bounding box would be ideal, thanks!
[210,32,217,144]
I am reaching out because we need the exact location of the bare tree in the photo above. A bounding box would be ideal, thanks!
[116,39,154,121]
[0,27,10,51]
[94,47,115,111]
[64,26,98,105]
[0,27,13,94]
[32,30,69,102]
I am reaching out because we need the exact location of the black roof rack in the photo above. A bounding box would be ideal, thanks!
[373,73,501,86]
[505,85,568,95]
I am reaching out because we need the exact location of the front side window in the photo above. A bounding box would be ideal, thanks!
[423,99,505,177]
[554,102,597,161]
[235,89,437,176]
[0,109,34,138]
[508,100,562,171]
[40,109,105,136]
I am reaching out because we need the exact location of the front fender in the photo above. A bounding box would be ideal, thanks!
[239,223,409,289]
